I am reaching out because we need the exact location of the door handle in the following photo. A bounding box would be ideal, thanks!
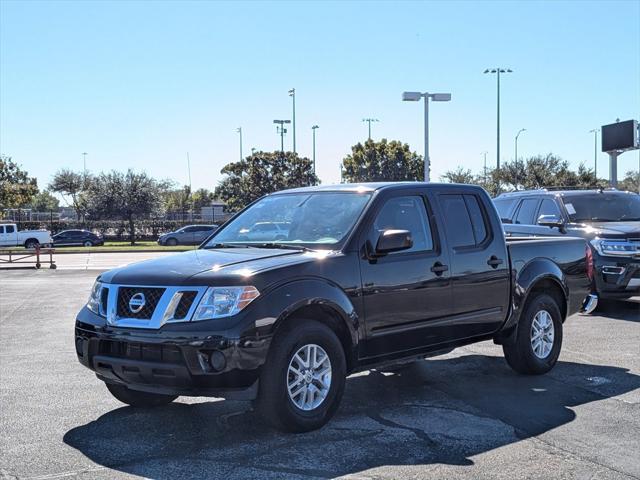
[430,262,449,276]
[487,256,504,268]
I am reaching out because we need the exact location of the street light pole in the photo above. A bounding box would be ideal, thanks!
[589,129,599,179]
[515,128,526,190]
[236,127,243,161]
[484,68,512,173]
[82,152,88,177]
[402,91,452,182]
[186,152,192,222]
[362,118,379,140]
[273,119,291,153]
[288,88,296,154]
[311,125,319,175]
[482,151,488,183]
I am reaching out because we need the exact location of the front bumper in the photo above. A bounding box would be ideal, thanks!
[595,256,640,298]
[75,309,271,400]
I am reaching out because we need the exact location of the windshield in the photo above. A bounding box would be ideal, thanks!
[205,192,372,248]
[562,193,640,222]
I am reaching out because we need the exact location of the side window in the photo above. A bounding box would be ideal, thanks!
[6,225,15,233]
[537,199,562,223]
[463,195,489,244]
[371,196,433,253]
[514,199,539,225]
[438,194,475,247]
[493,198,516,220]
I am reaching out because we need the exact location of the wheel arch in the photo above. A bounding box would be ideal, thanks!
[23,237,40,248]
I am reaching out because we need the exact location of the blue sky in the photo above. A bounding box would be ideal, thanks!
[1,0,639,195]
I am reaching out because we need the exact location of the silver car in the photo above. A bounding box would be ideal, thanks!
[158,225,218,246]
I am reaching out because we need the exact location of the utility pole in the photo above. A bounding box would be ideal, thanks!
[362,118,379,140]
[589,128,599,179]
[482,151,488,183]
[312,125,319,175]
[187,152,192,222]
[236,127,243,161]
[273,120,291,153]
[82,152,88,177]
[515,128,526,190]
[288,88,296,153]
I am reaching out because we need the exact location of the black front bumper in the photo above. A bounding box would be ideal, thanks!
[595,256,640,298]
[75,311,271,400]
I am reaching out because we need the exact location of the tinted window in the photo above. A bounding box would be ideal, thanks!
[493,198,517,220]
[562,193,640,222]
[372,196,433,253]
[5,225,15,233]
[537,199,562,223]
[515,198,539,225]
[0,226,4,233]
[463,194,488,244]
[439,194,475,247]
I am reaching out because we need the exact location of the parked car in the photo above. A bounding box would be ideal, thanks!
[52,229,104,247]
[0,223,52,249]
[494,188,640,299]
[157,225,218,246]
[238,221,289,241]
[75,182,594,433]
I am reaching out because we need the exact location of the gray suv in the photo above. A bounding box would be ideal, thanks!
[158,225,218,246]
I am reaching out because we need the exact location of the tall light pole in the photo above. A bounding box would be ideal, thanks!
[236,127,243,161]
[362,118,379,140]
[251,147,257,156]
[82,152,88,177]
[273,119,291,153]
[484,68,512,173]
[589,128,599,179]
[481,151,488,183]
[311,125,319,175]
[288,88,296,154]
[186,152,192,222]
[402,91,452,182]
[515,128,526,189]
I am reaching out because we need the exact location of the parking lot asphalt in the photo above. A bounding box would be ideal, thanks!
[1,256,639,480]
[0,251,177,271]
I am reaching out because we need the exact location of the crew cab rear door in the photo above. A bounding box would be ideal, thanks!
[359,189,453,357]
[434,189,510,336]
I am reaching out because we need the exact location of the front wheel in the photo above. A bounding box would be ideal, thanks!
[105,383,177,407]
[503,293,563,375]
[256,319,346,432]
[165,238,178,246]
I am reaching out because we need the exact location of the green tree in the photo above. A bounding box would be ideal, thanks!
[341,139,423,182]
[48,169,91,220]
[163,185,191,213]
[215,151,319,211]
[0,156,38,214]
[440,167,475,184]
[619,170,640,193]
[29,190,60,211]
[192,188,215,209]
[87,170,167,245]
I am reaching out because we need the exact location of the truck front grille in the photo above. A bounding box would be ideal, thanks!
[174,291,198,319]
[116,287,166,319]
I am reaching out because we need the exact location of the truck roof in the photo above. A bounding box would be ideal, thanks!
[278,182,483,194]
[496,188,637,199]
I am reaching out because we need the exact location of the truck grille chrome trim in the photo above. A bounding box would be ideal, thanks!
[104,285,208,329]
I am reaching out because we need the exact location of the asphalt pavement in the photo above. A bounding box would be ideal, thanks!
[0,255,639,479]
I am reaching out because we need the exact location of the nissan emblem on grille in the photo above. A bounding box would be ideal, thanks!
[128,292,146,314]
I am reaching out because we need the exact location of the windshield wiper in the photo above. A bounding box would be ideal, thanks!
[247,243,312,252]
[203,243,251,249]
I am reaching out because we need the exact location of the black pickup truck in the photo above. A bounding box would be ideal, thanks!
[75,182,595,432]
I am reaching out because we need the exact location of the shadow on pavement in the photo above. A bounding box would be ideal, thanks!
[595,298,640,322]
[64,355,640,479]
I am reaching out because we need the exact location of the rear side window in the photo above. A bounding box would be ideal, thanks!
[514,198,539,225]
[493,198,516,220]
[438,194,490,248]
[6,225,15,233]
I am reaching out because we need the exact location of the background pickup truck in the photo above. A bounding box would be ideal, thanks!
[0,223,52,248]
[75,182,595,433]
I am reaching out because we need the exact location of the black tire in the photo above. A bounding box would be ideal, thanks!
[503,293,563,375]
[105,382,177,408]
[83,240,94,247]
[24,239,39,249]
[256,319,346,433]
[165,237,178,246]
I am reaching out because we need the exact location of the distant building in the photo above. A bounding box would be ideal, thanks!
[201,200,226,222]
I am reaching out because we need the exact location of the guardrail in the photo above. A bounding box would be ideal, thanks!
[0,246,56,269]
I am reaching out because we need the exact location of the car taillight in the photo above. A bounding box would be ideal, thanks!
[585,245,594,282]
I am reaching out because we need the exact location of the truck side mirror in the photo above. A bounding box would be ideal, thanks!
[375,229,413,255]
[538,214,565,231]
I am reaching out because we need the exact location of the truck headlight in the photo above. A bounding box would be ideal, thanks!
[192,286,260,320]
[87,281,103,315]
[590,239,637,257]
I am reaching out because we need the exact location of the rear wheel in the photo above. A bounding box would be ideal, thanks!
[24,239,39,249]
[83,240,94,247]
[256,319,346,432]
[105,383,177,407]
[503,293,563,375]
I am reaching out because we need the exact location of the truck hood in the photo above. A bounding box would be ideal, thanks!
[100,248,306,286]
[573,221,640,239]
